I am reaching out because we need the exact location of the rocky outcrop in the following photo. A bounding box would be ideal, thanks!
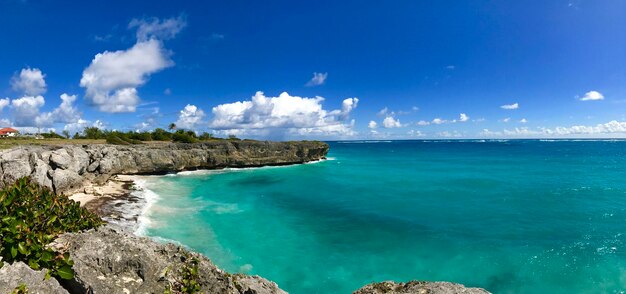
[50,225,286,294]
[354,281,490,294]
[0,140,329,194]
[0,262,68,294]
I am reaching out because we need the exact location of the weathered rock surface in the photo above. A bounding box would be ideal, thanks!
[0,262,68,294]
[52,225,287,294]
[354,281,490,294]
[0,140,329,194]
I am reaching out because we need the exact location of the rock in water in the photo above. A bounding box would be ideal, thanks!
[0,262,69,294]
[52,225,287,294]
[353,281,490,294]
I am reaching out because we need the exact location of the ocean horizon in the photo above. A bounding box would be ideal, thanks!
[125,140,626,293]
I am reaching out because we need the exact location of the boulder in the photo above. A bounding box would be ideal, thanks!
[50,169,83,194]
[353,281,490,294]
[0,262,68,294]
[53,225,287,294]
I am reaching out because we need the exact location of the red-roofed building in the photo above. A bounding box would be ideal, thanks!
[0,127,19,137]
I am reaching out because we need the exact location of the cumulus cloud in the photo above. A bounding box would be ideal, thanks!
[129,15,187,41]
[175,104,206,130]
[11,68,47,96]
[579,90,604,101]
[209,91,358,138]
[305,72,328,87]
[417,120,430,126]
[481,120,626,138]
[0,98,9,112]
[407,130,424,137]
[502,117,511,123]
[438,131,462,138]
[11,96,45,127]
[81,16,183,113]
[382,116,401,128]
[459,113,469,122]
[80,39,173,112]
[35,93,82,127]
[368,120,377,129]
[520,118,528,123]
[500,103,519,110]
[432,118,446,124]
[63,119,106,135]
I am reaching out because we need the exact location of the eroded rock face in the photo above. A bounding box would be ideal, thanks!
[0,141,329,194]
[353,281,490,294]
[0,262,69,294]
[53,225,287,294]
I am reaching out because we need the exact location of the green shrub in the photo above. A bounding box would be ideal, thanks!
[106,135,130,145]
[172,132,198,143]
[0,178,104,279]
[151,128,172,141]
[40,132,66,139]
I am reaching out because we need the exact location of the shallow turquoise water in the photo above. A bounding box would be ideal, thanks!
[138,140,626,293]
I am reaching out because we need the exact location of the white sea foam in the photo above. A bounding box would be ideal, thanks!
[132,178,161,236]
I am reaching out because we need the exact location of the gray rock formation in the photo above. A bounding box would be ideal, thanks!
[354,281,490,294]
[0,262,68,294]
[0,140,329,194]
[51,225,287,294]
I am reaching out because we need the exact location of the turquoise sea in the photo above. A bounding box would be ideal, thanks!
[135,140,626,293]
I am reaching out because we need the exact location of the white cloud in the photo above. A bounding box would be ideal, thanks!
[446,65,455,70]
[520,118,528,123]
[80,39,173,112]
[500,103,519,110]
[377,107,389,117]
[432,118,447,125]
[0,119,11,127]
[11,96,45,127]
[417,120,430,126]
[579,90,604,101]
[209,91,358,138]
[368,120,377,129]
[34,93,81,127]
[481,120,626,138]
[63,119,106,135]
[502,117,511,123]
[407,130,424,137]
[175,104,206,130]
[11,68,47,96]
[305,72,328,87]
[128,15,187,42]
[382,116,401,128]
[0,98,9,111]
[438,131,462,138]
[459,113,469,122]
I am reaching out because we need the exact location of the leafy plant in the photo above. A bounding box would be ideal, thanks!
[11,283,27,294]
[164,254,202,294]
[0,178,104,280]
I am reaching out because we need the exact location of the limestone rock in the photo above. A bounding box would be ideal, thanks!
[50,169,83,194]
[0,141,329,194]
[0,262,68,294]
[354,281,490,294]
[54,225,287,294]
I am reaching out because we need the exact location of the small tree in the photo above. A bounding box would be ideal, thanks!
[168,123,177,131]
[62,130,70,139]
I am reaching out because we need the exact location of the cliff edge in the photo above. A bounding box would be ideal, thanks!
[0,140,329,194]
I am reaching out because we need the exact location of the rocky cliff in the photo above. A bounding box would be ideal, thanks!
[0,140,329,194]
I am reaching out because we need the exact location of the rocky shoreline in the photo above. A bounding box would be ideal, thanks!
[0,141,490,293]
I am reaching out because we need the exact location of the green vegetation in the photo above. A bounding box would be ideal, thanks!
[11,284,27,294]
[0,178,104,280]
[0,124,235,149]
[164,254,201,294]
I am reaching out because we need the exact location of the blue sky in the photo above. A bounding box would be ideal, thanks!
[0,0,625,139]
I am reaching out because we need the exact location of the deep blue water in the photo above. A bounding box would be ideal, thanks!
[136,140,626,293]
